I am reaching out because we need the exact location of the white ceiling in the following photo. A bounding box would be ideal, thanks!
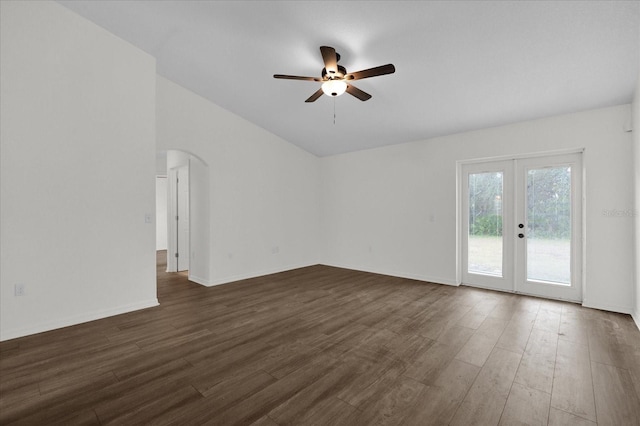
[57,1,639,157]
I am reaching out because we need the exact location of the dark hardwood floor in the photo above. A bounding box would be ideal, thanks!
[1,251,639,425]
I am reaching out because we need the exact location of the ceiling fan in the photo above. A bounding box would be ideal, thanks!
[274,46,395,102]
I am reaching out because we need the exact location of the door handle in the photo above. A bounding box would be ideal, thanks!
[518,233,525,238]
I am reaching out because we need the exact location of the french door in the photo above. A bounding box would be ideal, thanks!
[461,153,582,302]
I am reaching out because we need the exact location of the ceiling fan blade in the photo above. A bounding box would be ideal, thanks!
[345,64,396,81]
[274,74,322,82]
[320,46,338,75]
[305,88,324,103]
[346,84,372,101]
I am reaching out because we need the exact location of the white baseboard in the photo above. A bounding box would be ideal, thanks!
[202,263,318,287]
[0,298,159,342]
[633,311,640,331]
[191,262,457,288]
[188,274,210,286]
[320,262,459,287]
[582,299,633,315]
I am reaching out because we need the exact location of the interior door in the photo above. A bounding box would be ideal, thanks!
[461,153,583,302]
[176,165,189,271]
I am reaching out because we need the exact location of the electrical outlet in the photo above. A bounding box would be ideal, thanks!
[271,246,279,254]
[14,283,25,296]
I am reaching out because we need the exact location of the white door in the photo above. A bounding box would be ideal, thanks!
[176,165,189,271]
[514,154,582,302]
[461,160,514,292]
[461,153,583,302]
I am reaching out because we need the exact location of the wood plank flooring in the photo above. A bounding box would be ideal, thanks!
[1,251,639,425]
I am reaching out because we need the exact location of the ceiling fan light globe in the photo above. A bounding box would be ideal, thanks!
[321,80,347,97]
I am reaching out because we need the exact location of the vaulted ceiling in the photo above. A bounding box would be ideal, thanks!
[58,1,639,157]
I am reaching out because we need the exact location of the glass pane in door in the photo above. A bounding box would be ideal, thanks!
[468,172,503,276]
[526,167,571,284]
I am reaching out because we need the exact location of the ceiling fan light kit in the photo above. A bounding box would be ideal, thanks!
[321,79,347,97]
[274,46,395,102]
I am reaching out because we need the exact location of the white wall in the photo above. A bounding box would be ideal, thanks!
[0,1,158,341]
[156,177,168,250]
[156,77,320,286]
[2,2,635,342]
[321,105,635,314]
[156,152,168,175]
[633,75,640,328]
[188,155,210,284]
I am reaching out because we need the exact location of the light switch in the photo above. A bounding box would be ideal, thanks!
[144,213,153,224]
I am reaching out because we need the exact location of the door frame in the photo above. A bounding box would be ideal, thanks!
[456,148,586,303]
[167,163,190,273]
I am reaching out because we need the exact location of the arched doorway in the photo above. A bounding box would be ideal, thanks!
[156,149,210,286]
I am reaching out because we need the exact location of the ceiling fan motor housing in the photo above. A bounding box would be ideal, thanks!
[322,65,347,80]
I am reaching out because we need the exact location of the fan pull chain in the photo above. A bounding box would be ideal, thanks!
[333,98,336,125]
